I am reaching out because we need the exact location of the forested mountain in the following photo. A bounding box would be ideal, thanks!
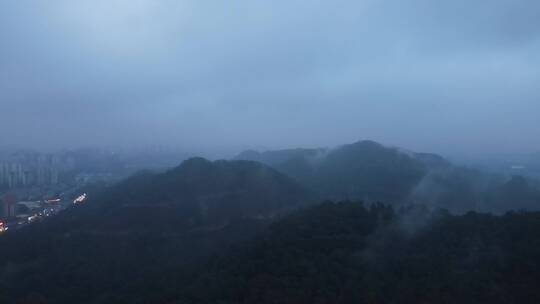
[4,197,540,304]
[0,158,313,303]
[76,157,313,230]
[185,201,540,304]
[1,154,540,303]
[237,141,428,203]
[236,140,540,213]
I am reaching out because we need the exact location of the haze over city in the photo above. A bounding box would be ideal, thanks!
[1,0,539,157]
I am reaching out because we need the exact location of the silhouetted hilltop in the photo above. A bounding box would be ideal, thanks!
[237,140,540,213]
[0,158,314,303]
[312,141,426,202]
[237,140,430,203]
[236,148,326,166]
[409,151,451,168]
[1,152,540,303]
[77,157,313,231]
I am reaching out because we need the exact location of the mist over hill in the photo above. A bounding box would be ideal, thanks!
[69,157,313,231]
[1,148,540,303]
[0,158,314,303]
[236,140,540,213]
[185,201,540,304]
[1,0,539,303]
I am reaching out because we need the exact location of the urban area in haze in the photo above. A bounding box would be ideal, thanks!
[1,1,540,303]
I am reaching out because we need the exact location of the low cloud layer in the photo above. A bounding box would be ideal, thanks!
[1,0,539,155]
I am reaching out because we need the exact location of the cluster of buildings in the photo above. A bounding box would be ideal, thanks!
[0,193,78,233]
[0,149,115,233]
[0,153,60,189]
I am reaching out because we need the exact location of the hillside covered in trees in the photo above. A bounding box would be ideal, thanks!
[3,200,540,303]
[76,157,313,230]
[0,158,313,303]
[236,140,540,213]
[186,201,540,304]
[0,151,540,303]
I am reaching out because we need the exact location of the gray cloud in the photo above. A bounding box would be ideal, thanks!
[0,0,539,156]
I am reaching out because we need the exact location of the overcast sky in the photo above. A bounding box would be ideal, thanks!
[0,0,539,156]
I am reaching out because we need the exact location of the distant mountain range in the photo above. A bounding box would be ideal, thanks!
[236,140,433,202]
[236,140,540,213]
[1,140,540,303]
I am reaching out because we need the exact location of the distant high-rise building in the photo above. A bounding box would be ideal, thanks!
[2,193,17,218]
[0,152,62,188]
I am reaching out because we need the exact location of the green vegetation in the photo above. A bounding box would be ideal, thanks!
[1,153,540,303]
[186,201,540,304]
[3,200,540,303]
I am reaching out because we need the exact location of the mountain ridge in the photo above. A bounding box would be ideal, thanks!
[235,140,540,212]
